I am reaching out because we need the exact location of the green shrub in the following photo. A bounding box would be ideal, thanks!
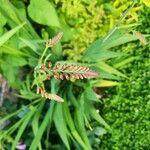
[0,0,145,149]
[54,0,140,61]
[100,6,150,150]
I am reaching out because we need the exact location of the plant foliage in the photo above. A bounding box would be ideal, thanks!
[0,0,146,149]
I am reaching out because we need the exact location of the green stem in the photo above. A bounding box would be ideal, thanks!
[39,46,48,64]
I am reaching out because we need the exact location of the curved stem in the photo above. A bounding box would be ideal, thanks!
[39,46,48,64]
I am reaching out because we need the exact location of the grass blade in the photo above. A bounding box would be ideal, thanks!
[90,107,111,130]
[29,102,55,150]
[54,103,70,150]
[63,99,88,149]
[0,44,28,56]
[0,22,25,47]
[91,80,119,87]
[32,101,45,150]
[113,56,138,69]
[12,106,36,150]
[97,61,127,78]
[74,108,92,150]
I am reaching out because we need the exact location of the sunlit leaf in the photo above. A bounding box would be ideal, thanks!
[28,0,61,27]
[91,80,119,87]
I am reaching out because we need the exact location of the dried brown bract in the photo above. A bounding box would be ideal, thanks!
[134,32,148,45]
[39,62,99,81]
[37,87,64,102]
[46,32,63,48]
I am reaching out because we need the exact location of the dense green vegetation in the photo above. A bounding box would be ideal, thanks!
[0,0,149,149]
[100,7,150,149]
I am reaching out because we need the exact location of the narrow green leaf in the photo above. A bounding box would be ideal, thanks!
[91,80,119,87]
[32,101,45,150]
[29,102,55,150]
[0,109,22,125]
[0,22,25,47]
[12,107,36,150]
[97,61,127,78]
[102,1,136,43]
[0,13,7,28]
[74,107,92,150]
[63,100,87,149]
[0,0,21,25]
[83,50,122,62]
[113,56,138,68]
[90,107,111,130]
[84,87,99,102]
[92,67,120,80]
[101,33,138,50]
[0,0,39,39]
[83,26,140,62]
[54,104,70,150]
[0,116,25,140]
[67,85,78,107]
[19,37,39,54]
[0,44,28,56]
[0,100,40,126]
[74,95,92,150]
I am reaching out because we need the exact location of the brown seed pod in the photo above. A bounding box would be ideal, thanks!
[37,87,64,102]
[53,73,59,80]
[134,32,148,45]
[70,74,75,80]
[61,64,67,70]
[64,74,70,80]
[37,63,99,81]
[47,75,51,80]
[48,62,52,69]
[54,63,60,70]
[59,73,64,80]
[46,32,63,47]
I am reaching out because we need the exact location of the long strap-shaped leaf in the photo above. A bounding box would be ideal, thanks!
[29,102,55,150]
[63,99,88,149]
[29,80,57,150]
[54,103,70,150]
[0,22,25,47]
[11,106,36,150]
[90,107,111,130]
[32,101,45,150]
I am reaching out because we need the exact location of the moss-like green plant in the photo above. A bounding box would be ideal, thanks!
[99,5,150,150]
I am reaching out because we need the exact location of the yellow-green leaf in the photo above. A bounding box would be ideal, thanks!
[91,80,119,87]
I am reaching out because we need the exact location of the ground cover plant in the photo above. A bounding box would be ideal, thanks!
[0,0,149,149]
[100,4,150,150]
